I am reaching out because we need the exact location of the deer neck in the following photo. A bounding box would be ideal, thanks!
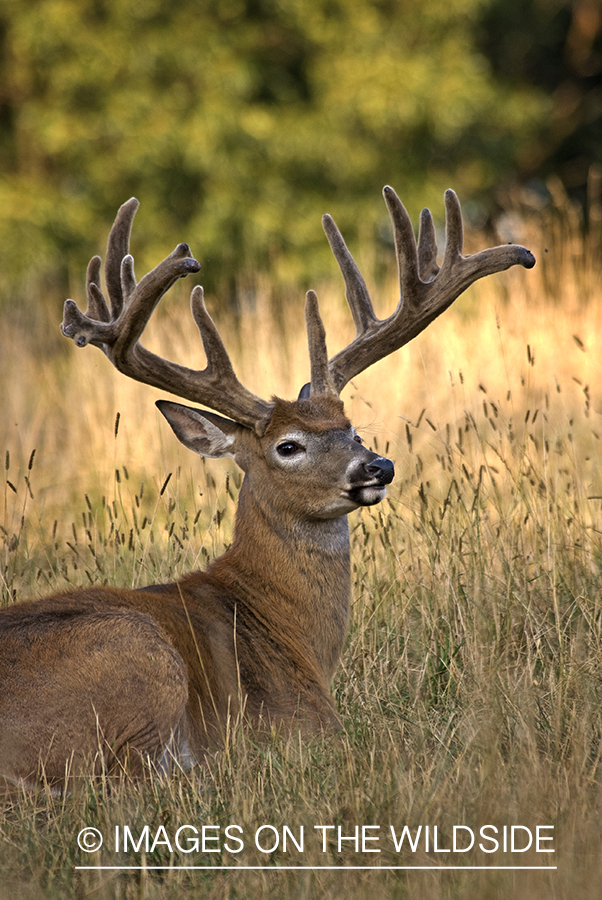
[212,476,351,683]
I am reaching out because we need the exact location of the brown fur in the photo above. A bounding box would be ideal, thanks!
[264,395,350,436]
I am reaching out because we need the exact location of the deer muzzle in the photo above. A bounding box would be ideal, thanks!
[364,456,395,485]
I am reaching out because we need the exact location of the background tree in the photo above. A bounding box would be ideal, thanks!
[0,0,590,300]
[477,0,602,206]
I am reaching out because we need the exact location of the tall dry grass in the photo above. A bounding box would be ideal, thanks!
[1,188,602,898]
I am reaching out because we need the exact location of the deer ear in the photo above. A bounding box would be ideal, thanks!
[156,400,241,459]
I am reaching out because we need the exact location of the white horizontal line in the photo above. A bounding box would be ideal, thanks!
[75,865,557,871]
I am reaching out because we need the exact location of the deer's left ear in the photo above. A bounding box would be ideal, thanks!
[156,400,242,459]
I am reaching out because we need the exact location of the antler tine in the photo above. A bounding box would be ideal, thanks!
[383,185,422,301]
[189,286,271,426]
[105,197,139,319]
[322,214,378,335]
[62,200,273,429]
[440,189,536,286]
[326,186,536,395]
[441,188,464,265]
[304,289,337,396]
[417,208,440,281]
[85,255,111,323]
[81,198,140,329]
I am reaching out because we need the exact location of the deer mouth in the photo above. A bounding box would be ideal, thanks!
[342,455,394,507]
[344,483,388,506]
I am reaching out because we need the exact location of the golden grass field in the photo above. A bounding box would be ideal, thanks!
[1,190,602,898]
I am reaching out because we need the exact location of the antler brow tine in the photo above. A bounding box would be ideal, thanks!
[304,289,337,396]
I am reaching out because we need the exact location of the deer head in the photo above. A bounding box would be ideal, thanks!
[61,188,534,511]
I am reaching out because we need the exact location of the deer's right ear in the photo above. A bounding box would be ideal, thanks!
[156,400,240,459]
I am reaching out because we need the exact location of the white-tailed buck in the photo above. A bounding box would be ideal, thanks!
[0,187,534,786]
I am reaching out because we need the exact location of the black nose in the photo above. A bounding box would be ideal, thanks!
[365,457,395,485]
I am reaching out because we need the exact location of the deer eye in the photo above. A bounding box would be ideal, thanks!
[277,441,303,457]
[353,434,363,444]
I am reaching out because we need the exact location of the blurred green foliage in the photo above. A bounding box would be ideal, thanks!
[478,0,602,201]
[0,0,597,298]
